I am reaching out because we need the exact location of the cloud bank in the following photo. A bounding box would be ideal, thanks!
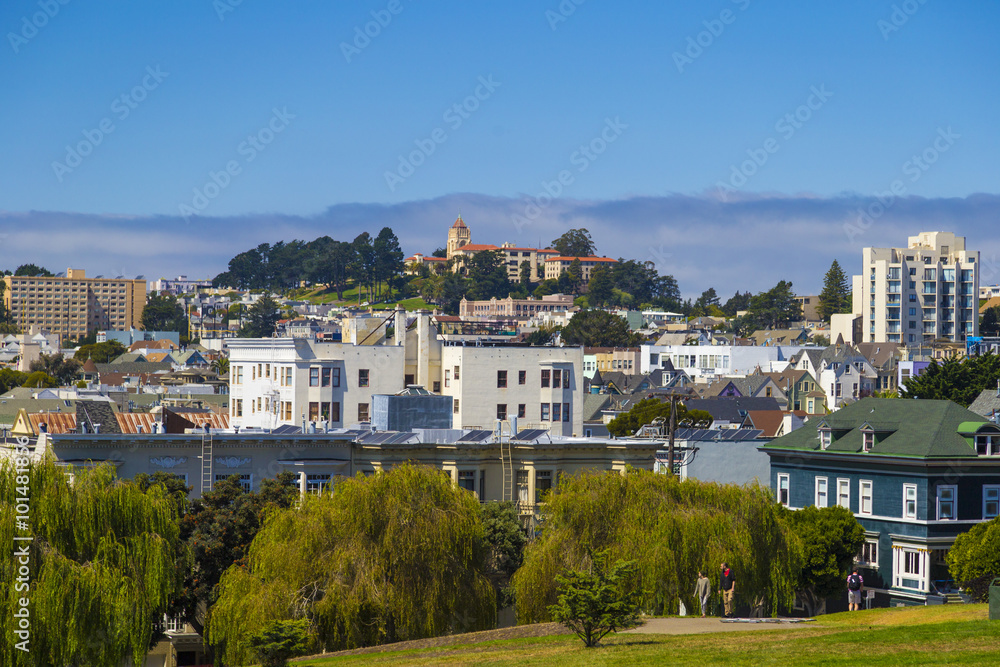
[2,192,998,299]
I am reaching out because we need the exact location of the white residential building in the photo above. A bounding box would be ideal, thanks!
[639,344,808,380]
[229,312,585,436]
[852,231,979,344]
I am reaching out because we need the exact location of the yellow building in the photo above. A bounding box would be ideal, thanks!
[3,268,146,342]
[543,256,618,281]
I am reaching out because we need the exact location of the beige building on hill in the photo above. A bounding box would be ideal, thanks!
[3,268,146,342]
[543,256,618,281]
[852,232,979,344]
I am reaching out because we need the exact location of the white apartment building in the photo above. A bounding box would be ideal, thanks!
[852,231,979,344]
[639,344,808,379]
[229,312,585,436]
[439,343,583,436]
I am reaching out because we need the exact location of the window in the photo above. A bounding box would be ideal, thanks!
[321,368,331,387]
[330,401,340,422]
[552,369,561,386]
[433,381,441,393]
[234,366,243,384]
[975,434,1000,455]
[541,403,550,421]
[309,367,319,386]
[283,402,292,421]
[445,369,451,388]
[518,370,526,385]
[535,470,552,503]
[497,370,507,388]
[457,470,475,492]
[518,404,526,418]
[265,363,270,378]
[331,368,341,387]
[358,403,370,422]
[859,480,873,515]
[815,477,828,508]
[541,369,550,388]
[358,369,369,387]
[234,399,243,417]
[563,371,570,388]
[777,473,790,507]
[454,398,460,414]
[858,540,878,566]
[497,404,507,420]
[308,402,319,421]
[306,473,332,495]
[563,402,570,422]
[819,429,831,449]
[984,486,1000,519]
[454,365,460,380]
[903,484,917,519]
[937,485,956,520]
[216,473,252,492]
[863,431,874,452]
[516,470,529,504]
[283,367,292,386]
[902,549,921,576]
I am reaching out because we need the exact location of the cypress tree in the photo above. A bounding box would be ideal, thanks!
[818,260,851,322]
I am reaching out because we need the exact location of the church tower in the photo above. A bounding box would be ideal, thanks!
[446,214,471,259]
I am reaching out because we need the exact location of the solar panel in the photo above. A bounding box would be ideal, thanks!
[457,430,492,443]
[514,429,548,442]
[271,424,302,435]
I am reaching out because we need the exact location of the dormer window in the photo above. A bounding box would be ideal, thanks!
[820,428,832,449]
[976,435,1000,456]
[863,431,874,452]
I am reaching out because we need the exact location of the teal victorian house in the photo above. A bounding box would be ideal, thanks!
[761,398,1000,606]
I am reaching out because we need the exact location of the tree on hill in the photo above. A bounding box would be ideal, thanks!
[21,370,58,388]
[587,266,614,306]
[900,352,1000,407]
[782,505,865,616]
[466,249,510,301]
[372,227,405,302]
[818,260,852,322]
[14,263,53,277]
[142,293,187,333]
[0,459,182,667]
[722,291,752,317]
[513,469,802,623]
[745,281,801,329]
[207,465,496,662]
[238,294,282,338]
[552,228,596,258]
[431,247,447,258]
[561,310,641,347]
[0,368,28,393]
[74,340,128,364]
[606,398,714,437]
[696,288,720,312]
[982,305,1000,336]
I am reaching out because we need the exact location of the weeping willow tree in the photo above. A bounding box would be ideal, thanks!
[0,456,182,667]
[514,468,802,623]
[208,464,496,665]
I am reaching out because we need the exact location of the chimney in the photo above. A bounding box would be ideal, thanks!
[395,308,406,346]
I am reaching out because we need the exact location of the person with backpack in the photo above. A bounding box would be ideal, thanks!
[847,568,864,611]
[719,562,736,618]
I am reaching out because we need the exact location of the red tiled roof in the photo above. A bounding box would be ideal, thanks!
[28,413,77,435]
[545,256,618,262]
[454,244,499,252]
[451,216,467,229]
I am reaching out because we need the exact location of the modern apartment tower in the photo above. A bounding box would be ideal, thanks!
[2,268,147,342]
[853,232,979,344]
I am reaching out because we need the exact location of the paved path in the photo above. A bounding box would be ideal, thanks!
[625,617,817,635]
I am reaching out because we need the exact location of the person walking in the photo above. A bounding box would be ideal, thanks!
[720,562,736,618]
[694,570,711,618]
[847,568,865,611]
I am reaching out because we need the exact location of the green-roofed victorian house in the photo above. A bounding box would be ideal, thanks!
[762,398,1000,607]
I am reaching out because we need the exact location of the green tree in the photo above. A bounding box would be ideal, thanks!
[142,293,187,333]
[28,352,82,386]
[0,459,182,667]
[524,326,559,346]
[248,619,313,667]
[13,263,53,277]
[519,260,534,288]
[208,465,495,662]
[238,294,282,338]
[561,310,641,347]
[982,306,1000,336]
[818,260,852,322]
[947,516,1000,602]
[722,291,752,317]
[900,352,1000,407]
[696,288,720,312]
[466,249,510,301]
[587,266,614,307]
[513,469,801,623]
[431,247,447,258]
[606,398,713,438]
[482,501,528,609]
[548,552,643,647]
[21,370,57,388]
[373,226,405,302]
[0,367,28,393]
[782,505,865,616]
[172,472,298,637]
[74,340,128,364]
[551,228,597,258]
[746,280,801,329]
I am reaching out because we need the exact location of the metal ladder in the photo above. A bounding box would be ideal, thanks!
[499,421,513,503]
[200,432,214,496]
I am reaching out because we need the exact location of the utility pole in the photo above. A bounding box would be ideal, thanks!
[667,393,678,477]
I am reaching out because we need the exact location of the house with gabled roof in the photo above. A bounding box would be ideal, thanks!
[762,398,1000,606]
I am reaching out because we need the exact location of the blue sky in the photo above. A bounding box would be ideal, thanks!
[1,1,998,296]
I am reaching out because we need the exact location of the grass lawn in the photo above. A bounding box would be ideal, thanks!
[296,604,1000,666]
